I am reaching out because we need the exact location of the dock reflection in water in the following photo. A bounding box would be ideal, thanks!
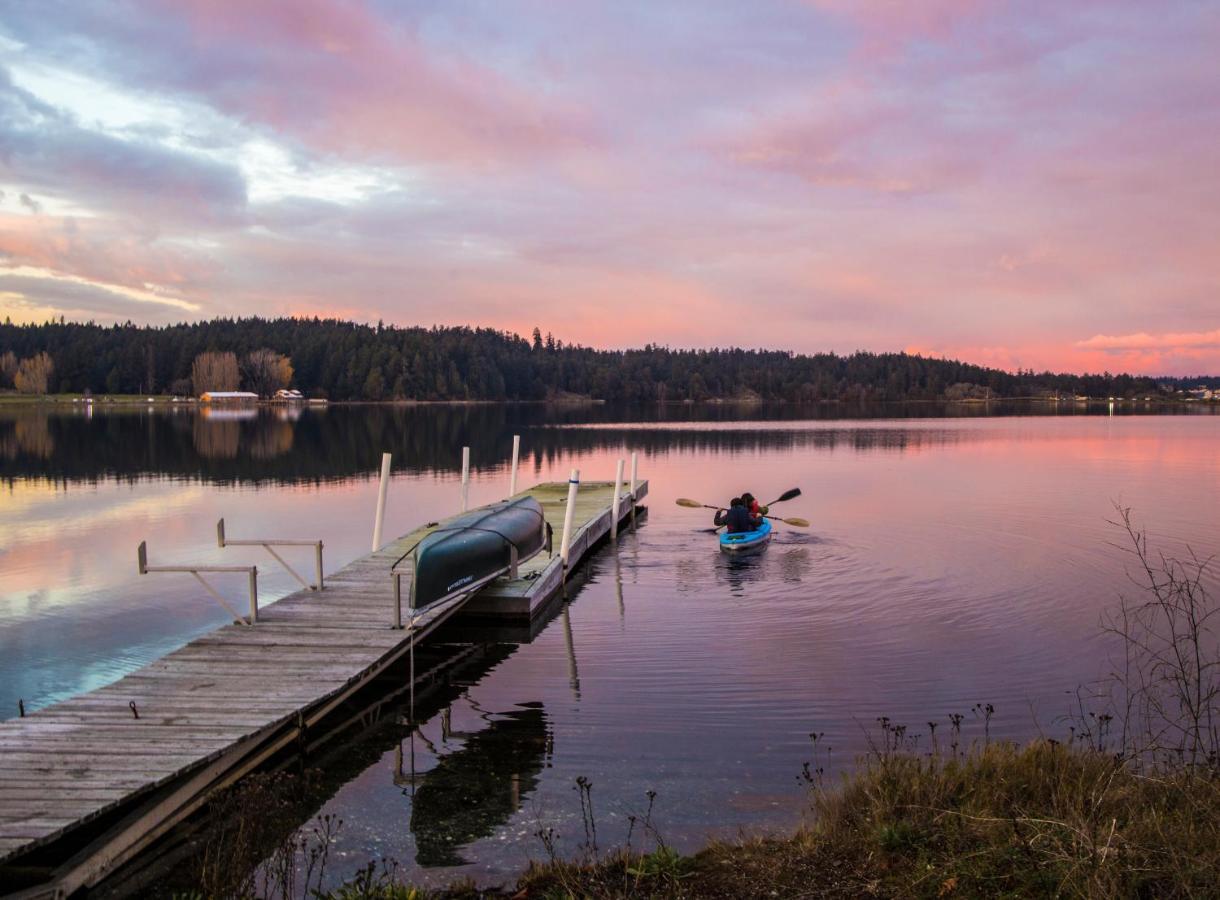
[398,701,553,867]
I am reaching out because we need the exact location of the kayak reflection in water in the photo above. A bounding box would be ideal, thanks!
[408,702,552,867]
[713,497,761,533]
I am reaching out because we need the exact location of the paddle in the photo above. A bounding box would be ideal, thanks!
[685,487,805,531]
[764,487,802,509]
[676,497,810,528]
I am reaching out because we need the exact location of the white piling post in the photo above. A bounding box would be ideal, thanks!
[372,452,391,552]
[611,458,625,540]
[460,446,470,512]
[508,435,521,497]
[630,452,639,501]
[559,468,580,573]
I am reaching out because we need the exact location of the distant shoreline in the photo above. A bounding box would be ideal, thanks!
[0,392,1216,409]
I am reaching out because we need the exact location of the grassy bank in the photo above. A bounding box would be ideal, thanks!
[200,740,1216,900]
[0,392,189,404]
[494,741,1220,899]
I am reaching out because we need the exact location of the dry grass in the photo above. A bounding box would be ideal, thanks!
[506,742,1220,899]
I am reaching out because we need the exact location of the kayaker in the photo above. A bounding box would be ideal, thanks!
[741,492,768,518]
[714,497,756,533]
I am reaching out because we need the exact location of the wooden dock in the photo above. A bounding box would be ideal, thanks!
[0,478,646,896]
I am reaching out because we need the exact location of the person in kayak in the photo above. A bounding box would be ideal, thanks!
[714,497,758,533]
[741,492,769,518]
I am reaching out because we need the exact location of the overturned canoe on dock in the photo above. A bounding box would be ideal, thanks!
[398,496,550,612]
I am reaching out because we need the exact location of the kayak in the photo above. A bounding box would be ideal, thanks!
[719,519,772,554]
[406,496,548,610]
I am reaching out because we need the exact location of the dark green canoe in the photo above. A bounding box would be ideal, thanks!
[406,496,548,611]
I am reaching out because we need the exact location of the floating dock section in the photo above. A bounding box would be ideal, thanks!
[0,478,646,896]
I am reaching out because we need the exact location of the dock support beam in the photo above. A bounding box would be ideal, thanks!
[460,446,470,512]
[559,468,580,575]
[137,541,259,625]
[217,518,324,590]
[509,434,520,496]
[611,458,625,540]
[630,452,639,502]
[372,452,391,552]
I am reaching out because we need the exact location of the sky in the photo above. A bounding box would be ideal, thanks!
[0,0,1218,376]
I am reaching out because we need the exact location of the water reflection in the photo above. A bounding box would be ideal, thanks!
[778,546,811,584]
[561,606,581,698]
[4,402,1215,486]
[716,551,769,597]
[0,412,54,459]
[193,415,240,459]
[615,550,625,624]
[402,701,552,867]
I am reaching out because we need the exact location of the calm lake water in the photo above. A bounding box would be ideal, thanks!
[2,402,1218,888]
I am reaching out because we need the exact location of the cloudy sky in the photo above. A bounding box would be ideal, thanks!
[0,1,1217,374]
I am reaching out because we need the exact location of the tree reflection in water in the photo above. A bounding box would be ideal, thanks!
[398,701,552,867]
[0,401,1027,486]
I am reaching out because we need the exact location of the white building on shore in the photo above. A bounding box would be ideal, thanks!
[199,391,259,403]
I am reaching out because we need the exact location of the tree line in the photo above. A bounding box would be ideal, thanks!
[1,317,1215,402]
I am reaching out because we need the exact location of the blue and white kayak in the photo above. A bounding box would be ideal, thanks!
[719,519,772,554]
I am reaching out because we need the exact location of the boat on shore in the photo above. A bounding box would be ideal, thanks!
[401,496,550,611]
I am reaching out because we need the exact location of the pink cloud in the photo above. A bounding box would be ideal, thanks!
[804,0,992,58]
[0,214,220,305]
[1077,330,1220,352]
[718,100,993,195]
[903,340,1220,378]
[138,0,597,167]
[808,0,985,34]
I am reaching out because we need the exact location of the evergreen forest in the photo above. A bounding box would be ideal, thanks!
[1,317,1214,402]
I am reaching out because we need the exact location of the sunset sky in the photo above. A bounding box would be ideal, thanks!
[1,1,1217,375]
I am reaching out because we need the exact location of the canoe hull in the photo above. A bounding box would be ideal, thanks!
[719,519,772,554]
[411,497,547,610]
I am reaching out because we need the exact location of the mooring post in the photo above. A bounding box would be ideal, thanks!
[248,567,259,623]
[611,458,625,540]
[460,445,470,512]
[630,452,639,502]
[393,574,402,630]
[372,452,391,552]
[509,434,521,496]
[559,468,580,574]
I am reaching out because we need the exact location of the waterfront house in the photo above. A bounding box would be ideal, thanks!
[199,391,259,403]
